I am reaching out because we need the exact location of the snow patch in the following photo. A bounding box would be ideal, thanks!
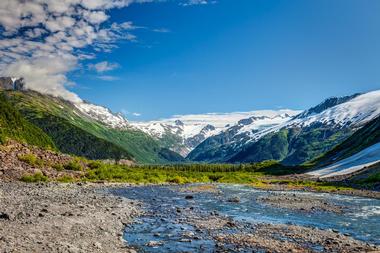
[75,102,129,129]
[307,142,380,178]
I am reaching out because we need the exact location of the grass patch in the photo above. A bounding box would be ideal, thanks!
[83,162,265,184]
[63,160,83,171]
[52,163,64,171]
[57,175,76,183]
[20,172,48,183]
[18,154,45,167]
[17,158,358,193]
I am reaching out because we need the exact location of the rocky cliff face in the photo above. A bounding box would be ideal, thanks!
[0,77,25,91]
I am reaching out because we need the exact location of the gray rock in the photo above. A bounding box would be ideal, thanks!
[0,212,10,220]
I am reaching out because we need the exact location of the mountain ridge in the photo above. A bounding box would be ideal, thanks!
[132,109,300,156]
[189,90,380,165]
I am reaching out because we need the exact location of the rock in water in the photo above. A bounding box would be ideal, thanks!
[227,196,241,203]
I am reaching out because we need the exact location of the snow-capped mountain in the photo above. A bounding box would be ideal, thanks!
[75,102,129,129]
[189,90,380,165]
[132,110,299,156]
[246,90,380,143]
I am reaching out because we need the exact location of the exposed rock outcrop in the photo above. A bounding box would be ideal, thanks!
[0,77,25,91]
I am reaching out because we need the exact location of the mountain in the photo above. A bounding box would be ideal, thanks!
[0,93,55,149]
[75,102,129,129]
[189,90,380,165]
[132,110,299,156]
[187,111,300,162]
[1,84,182,163]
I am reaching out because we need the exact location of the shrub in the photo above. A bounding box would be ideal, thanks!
[208,174,223,182]
[57,175,75,183]
[168,176,186,184]
[18,154,44,167]
[20,172,48,183]
[87,161,102,169]
[63,160,82,171]
[52,163,64,171]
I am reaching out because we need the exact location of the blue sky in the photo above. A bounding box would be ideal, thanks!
[63,1,380,120]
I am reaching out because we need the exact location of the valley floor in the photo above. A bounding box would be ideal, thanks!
[0,182,379,253]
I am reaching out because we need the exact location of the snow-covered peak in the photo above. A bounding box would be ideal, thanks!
[245,90,380,143]
[292,90,380,128]
[131,109,301,156]
[236,112,299,136]
[133,109,299,139]
[75,102,129,129]
[294,93,361,120]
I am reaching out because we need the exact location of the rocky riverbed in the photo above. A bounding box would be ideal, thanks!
[257,192,346,213]
[112,184,380,253]
[0,182,140,253]
[1,183,379,253]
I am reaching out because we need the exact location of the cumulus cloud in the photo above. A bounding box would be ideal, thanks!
[0,0,147,103]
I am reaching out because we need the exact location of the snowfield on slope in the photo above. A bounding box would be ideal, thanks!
[244,90,380,143]
[132,109,299,139]
[75,102,129,129]
[307,142,380,178]
[131,110,299,156]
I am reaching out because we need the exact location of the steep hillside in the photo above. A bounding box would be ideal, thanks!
[4,90,180,163]
[190,90,380,165]
[0,93,55,149]
[312,115,380,167]
[229,126,352,165]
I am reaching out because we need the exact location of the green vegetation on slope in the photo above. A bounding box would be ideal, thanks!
[29,113,132,160]
[5,91,180,163]
[314,116,380,166]
[229,126,352,165]
[0,93,55,149]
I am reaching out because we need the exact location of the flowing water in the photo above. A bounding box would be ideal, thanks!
[110,184,380,252]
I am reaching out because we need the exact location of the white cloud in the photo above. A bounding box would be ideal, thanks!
[121,109,141,117]
[97,75,120,81]
[153,28,171,33]
[180,0,217,6]
[83,10,109,24]
[0,0,145,102]
[89,61,120,73]
[1,55,81,102]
